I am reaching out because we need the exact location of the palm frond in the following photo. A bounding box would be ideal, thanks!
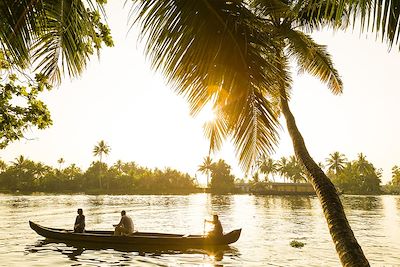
[132,0,282,171]
[305,0,400,50]
[282,28,343,94]
[32,0,108,84]
[0,0,112,83]
[294,0,350,31]
[229,89,280,170]
[0,0,43,67]
[250,0,292,18]
[203,107,229,153]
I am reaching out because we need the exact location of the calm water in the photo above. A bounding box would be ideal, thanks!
[0,194,399,266]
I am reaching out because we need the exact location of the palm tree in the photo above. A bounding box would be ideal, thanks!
[93,140,111,164]
[258,156,278,182]
[6,1,400,265]
[392,166,400,186]
[12,155,27,168]
[0,159,7,172]
[197,156,213,187]
[113,160,124,174]
[132,1,369,265]
[326,152,347,175]
[287,155,307,183]
[354,153,373,175]
[93,140,111,188]
[57,158,65,171]
[276,157,290,183]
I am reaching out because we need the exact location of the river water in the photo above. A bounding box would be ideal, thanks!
[0,194,399,266]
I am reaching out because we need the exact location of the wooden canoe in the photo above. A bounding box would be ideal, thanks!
[29,221,241,248]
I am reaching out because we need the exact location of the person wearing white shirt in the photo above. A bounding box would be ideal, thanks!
[113,210,134,236]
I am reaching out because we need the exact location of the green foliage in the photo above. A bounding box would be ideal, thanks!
[93,140,110,162]
[325,151,347,175]
[0,157,197,194]
[0,1,113,83]
[391,166,400,186]
[383,166,400,194]
[275,156,307,183]
[0,1,113,149]
[209,159,235,194]
[257,155,278,182]
[0,54,52,148]
[198,156,213,187]
[290,240,305,248]
[329,153,381,194]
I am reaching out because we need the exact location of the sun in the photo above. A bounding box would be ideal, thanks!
[197,103,216,124]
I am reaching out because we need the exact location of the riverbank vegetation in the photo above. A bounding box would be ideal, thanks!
[1,150,399,195]
[0,153,197,194]
[249,152,383,195]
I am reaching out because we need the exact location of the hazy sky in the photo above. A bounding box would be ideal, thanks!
[1,2,400,184]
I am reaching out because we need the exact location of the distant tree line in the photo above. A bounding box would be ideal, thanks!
[383,165,400,194]
[324,152,381,195]
[0,141,197,194]
[0,156,197,194]
[250,152,386,195]
[1,146,399,195]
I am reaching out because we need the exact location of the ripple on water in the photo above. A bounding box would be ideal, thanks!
[0,194,399,266]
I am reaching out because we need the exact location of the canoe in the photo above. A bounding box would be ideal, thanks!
[29,221,241,248]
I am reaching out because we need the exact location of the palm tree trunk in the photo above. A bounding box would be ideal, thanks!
[280,94,369,266]
[99,154,103,189]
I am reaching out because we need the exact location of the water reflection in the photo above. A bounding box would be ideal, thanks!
[280,196,313,210]
[3,194,400,266]
[88,195,104,206]
[25,239,239,265]
[6,196,31,209]
[342,196,383,210]
[210,195,233,207]
[395,197,400,210]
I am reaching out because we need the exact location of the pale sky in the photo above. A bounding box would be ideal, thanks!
[1,2,400,184]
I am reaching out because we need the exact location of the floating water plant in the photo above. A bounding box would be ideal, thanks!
[290,240,305,248]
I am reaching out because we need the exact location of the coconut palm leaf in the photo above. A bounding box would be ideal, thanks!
[282,28,343,94]
[132,0,282,170]
[203,108,229,153]
[305,0,400,49]
[0,0,42,67]
[0,0,112,83]
[32,0,92,83]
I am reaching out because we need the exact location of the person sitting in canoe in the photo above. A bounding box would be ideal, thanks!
[113,210,134,236]
[74,208,85,233]
[205,214,223,238]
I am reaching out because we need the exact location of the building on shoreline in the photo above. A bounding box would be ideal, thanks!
[250,182,315,195]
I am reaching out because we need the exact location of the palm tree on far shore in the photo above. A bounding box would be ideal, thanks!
[325,152,347,175]
[0,159,7,172]
[276,157,290,183]
[12,155,27,168]
[93,140,110,188]
[113,160,124,174]
[355,153,373,175]
[57,157,65,171]
[197,156,213,187]
[258,156,277,182]
[93,140,111,164]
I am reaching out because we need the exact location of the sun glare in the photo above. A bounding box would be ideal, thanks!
[197,104,216,124]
